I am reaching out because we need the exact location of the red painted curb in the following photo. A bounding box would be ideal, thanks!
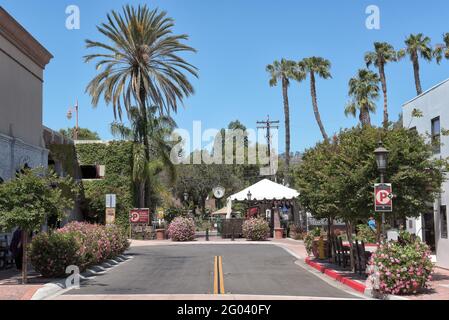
[305,258,366,294]
[325,269,343,282]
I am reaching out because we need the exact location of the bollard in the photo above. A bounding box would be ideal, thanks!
[206,228,209,241]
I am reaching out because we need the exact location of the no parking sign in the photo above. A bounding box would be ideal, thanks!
[129,209,150,224]
[374,183,393,212]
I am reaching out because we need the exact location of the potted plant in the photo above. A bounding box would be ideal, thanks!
[155,221,166,240]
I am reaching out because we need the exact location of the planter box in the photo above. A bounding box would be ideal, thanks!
[274,228,284,240]
[156,229,166,241]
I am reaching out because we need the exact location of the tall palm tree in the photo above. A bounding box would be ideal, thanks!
[345,69,380,127]
[85,4,198,162]
[433,33,449,64]
[398,34,433,95]
[298,57,331,141]
[266,59,305,169]
[365,42,398,128]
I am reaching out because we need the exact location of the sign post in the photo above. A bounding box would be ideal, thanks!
[374,183,393,212]
[129,209,151,240]
[375,183,393,239]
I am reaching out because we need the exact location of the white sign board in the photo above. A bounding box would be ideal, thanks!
[106,194,116,208]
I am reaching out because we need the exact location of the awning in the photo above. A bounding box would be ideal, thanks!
[211,207,228,216]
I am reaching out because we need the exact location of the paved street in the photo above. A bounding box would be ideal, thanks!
[61,244,361,299]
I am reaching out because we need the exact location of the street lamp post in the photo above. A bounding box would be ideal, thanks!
[374,141,390,239]
[67,100,79,140]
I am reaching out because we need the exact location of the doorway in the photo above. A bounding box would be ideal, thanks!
[422,211,436,252]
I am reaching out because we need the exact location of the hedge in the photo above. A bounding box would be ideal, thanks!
[30,222,130,278]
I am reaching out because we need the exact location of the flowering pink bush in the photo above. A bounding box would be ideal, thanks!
[30,222,130,277]
[167,217,195,242]
[29,232,82,278]
[367,234,434,295]
[243,218,270,241]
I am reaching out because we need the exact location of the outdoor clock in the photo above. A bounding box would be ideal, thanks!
[213,186,225,199]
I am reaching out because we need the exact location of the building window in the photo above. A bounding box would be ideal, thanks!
[431,117,441,154]
[80,165,105,180]
[441,205,448,239]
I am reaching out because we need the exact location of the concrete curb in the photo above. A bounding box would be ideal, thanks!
[305,257,367,294]
[31,254,133,300]
[304,257,410,300]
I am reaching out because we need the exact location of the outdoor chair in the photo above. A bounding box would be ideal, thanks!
[354,240,371,277]
[337,237,351,268]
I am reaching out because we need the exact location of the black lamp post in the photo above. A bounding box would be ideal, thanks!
[374,141,389,239]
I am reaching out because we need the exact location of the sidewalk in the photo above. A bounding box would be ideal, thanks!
[407,267,449,300]
[0,268,45,300]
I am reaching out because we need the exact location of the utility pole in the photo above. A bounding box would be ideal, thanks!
[257,115,279,181]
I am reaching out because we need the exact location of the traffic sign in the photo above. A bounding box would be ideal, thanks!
[374,183,393,212]
[129,209,150,224]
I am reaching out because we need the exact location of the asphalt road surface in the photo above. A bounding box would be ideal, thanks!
[64,244,360,299]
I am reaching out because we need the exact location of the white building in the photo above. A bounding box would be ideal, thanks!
[403,78,449,269]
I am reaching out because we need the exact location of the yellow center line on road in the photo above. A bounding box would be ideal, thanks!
[213,256,225,294]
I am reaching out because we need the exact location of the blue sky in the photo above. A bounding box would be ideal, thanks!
[2,0,449,152]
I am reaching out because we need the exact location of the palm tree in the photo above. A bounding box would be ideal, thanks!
[266,59,305,169]
[345,69,380,127]
[298,57,331,141]
[433,33,449,64]
[398,34,433,95]
[85,4,198,162]
[365,42,398,128]
[111,106,177,208]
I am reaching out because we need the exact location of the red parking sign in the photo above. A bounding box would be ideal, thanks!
[129,209,150,224]
[374,183,393,212]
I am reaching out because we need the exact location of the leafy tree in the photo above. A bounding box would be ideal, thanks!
[173,157,244,215]
[345,69,380,127]
[365,42,398,128]
[59,127,100,140]
[0,168,78,283]
[266,59,305,170]
[110,106,176,208]
[295,126,446,269]
[85,4,197,207]
[398,34,433,95]
[298,57,332,141]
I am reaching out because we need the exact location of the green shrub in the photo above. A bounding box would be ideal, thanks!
[30,232,82,278]
[304,228,322,255]
[242,218,270,241]
[356,224,377,244]
[30,222,130,278]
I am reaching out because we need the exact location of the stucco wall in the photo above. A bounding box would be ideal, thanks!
[0,32,44,148]
[403,79,449,269]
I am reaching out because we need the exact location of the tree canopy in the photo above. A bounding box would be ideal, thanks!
[294,126,446,225]
[0,168,78,232]
[59,127,101,141]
